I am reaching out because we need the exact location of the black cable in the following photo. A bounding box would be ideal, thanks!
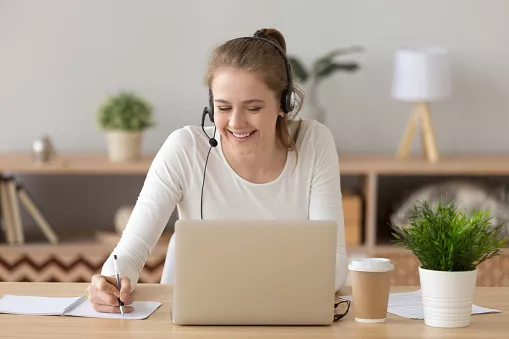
[200,127,216,220]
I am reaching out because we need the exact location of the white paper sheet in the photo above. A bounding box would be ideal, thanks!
[67,299,162,320]
[341,290,501,319]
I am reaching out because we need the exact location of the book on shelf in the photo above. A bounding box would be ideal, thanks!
[7,177,24,244]
[0,176,59,245]
[0,178,16,244]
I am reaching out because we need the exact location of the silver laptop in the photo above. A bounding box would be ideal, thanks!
[171,219,337,325]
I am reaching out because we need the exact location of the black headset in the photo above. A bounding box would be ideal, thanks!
[200,30,295,219]
[201,30,295,141]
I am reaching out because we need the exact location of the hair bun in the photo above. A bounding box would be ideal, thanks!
[253,29,267,37]
[253,28,287,53]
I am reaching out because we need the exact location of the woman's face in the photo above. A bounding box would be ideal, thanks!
[211,68,282,157]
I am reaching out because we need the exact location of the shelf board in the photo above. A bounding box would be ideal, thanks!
[4,152,509,175]
[373,245,411,254]
[0,230,173,254]
[0,153,154,175]
[0,227,98,246]
[345,245,368,254]
[372,244,509,255]
[339,153,509,175]
[346,244,410,255]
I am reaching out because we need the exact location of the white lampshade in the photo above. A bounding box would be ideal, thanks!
[391,47,451,102]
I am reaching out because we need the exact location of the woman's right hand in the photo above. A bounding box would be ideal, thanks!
[87,274,135,313]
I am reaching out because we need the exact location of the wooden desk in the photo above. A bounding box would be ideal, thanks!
[0,283,507,338]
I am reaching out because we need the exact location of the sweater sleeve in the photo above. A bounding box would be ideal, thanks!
[100,128,192,290]
[307,123,348,291]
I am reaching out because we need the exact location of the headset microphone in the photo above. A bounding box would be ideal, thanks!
[208,137,218,147]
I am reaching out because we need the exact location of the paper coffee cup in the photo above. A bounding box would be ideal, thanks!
[348,258,394,323]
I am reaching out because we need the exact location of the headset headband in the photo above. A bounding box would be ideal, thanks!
[228,30,294,98]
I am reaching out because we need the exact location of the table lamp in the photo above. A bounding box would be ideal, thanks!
[391,47,451,162]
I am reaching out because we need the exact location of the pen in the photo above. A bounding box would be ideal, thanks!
[113,254,125,316]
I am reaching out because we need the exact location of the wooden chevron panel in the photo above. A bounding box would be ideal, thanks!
[0,232,172,283]
[375,251,509,287]
[0,252,167,283]
[1,237,508,286]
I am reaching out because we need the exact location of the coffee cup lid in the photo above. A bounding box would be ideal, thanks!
[348,258,394,272]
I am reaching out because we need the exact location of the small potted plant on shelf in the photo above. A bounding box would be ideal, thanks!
[391,199,507,328]
[97,91,154,162]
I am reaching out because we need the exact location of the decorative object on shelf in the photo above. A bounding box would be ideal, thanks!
[390,180,509,240]
[114,205,134,234]
[97,91,155,163]
[391,199,507,328]
[392,47,451,163]
[288,46,362,123]
[31,135,57,163]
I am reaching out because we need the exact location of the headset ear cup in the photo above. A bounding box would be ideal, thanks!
[208,88,215,123]
[280,88,295,114]
[287,88,295,113]
[208,104,214,123]
[280,89,289,114]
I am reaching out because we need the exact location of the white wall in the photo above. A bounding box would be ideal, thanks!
[1,0,508,233]
[3,0,509,155]
[326,0,509,153]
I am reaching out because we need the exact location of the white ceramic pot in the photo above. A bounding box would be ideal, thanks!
[419,267,477,328]
[106,130,142,162]
[298,81,325,123]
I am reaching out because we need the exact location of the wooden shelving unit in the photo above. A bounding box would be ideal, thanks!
[1,152,509,286]
[339,153,509,250]
[2,152,509,250]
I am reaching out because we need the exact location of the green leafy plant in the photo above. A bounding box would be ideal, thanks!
[288,46,363,86]
[97,91,154,131]
[391,199,507,272]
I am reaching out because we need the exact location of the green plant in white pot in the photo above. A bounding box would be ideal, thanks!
[391,199,507,328]
[97,91,154,162]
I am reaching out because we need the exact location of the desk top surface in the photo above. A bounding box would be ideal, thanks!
[0,282,507,338]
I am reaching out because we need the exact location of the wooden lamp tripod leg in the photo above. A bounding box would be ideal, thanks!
[397,102,440,162]
[420,108,428,158]
[418,102,439,162]
[396,105,418,160]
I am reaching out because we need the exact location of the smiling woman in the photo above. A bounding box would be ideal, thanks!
[90,28,348,315]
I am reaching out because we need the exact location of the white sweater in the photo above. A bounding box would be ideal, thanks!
[101,119,348,291]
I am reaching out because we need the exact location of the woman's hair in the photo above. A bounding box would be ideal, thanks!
[205,28,304,152]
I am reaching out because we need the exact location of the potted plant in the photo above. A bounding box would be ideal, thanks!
[288,46,362,122]
[97,91,154,162]
[391,199,507,328]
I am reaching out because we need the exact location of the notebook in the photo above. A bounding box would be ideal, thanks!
[0,294,162,320]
